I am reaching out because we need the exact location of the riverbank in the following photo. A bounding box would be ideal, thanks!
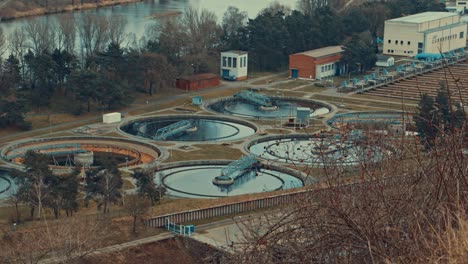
[0,0,144,21]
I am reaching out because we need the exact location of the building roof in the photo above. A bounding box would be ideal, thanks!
[387,12,458,24]
[221,50,248,55]
[179,73,218,81]
[376,54,393,61]
[294,46,344,58]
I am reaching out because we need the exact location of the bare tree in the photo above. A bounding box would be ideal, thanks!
[55,14,77,53]
[222,6,247,38]
[78,14,109,58]
[107,15,128,46]
[0,217,114,263]
[181,7,222,55]
[124,194,150,235]
[24,19,55,54]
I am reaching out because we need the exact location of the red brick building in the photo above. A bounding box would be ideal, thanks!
[176,73,220,91]
[289,46,345,80]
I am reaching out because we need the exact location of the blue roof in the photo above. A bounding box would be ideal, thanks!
[414,53,443,60]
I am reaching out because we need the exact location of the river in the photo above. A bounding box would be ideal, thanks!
[0,0,297,48]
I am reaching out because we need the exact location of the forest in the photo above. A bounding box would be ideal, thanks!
[0,0,444,129]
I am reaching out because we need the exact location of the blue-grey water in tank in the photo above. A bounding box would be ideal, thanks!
[208,99,329,119]
[122,118,256,141]
[0,170,17,199]
[156,165,303,198]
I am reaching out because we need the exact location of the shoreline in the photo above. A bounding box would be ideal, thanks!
[0,0,145,21]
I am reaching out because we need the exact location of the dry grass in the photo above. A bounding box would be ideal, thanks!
[251,73,289,85]
[165,144,243,163]
[295,85,327,93]
[272,80,311,90]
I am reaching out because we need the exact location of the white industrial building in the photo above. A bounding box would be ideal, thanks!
[446,1,467,15]
[383,12,467,57]
[220,51,248,81]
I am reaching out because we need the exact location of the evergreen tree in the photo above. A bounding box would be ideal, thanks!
[85,162,123,214]
[415,94,439,148]
[133,169,166,205]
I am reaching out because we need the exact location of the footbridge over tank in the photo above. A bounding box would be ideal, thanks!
[213,154,258,186]
[233,90,273,107]
[153,120,197,141]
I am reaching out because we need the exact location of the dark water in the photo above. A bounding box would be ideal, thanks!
[208,99,327,119]
[122,118,256,141]
[0,0,295,46]
[156,165,303,198]
[0,170,16,199]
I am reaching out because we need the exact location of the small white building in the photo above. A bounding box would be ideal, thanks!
[375,54,395,67]
[220,50,248,81]
[102,112,121,124]
[383,12,467,57]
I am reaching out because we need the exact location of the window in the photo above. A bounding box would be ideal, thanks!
[228,57,232,67]
[321,66,325,72]
[391,50,394,53]
[408,41,411,45]
[233,58,237,68]
[395,40,398,45]
[332,64,335,70]
[461,32,465,39]
[388,39,391,44]
[400,41,403,45]
[387,49,390,53]
[244,56,247,67]
[222,57,227,67]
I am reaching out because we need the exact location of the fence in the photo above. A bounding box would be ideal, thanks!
[144,175,413,228]
[145,190,308,228]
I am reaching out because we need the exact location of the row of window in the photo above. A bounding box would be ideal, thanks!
[388,39,411,45]
[222,56,247,68]
[387,50,415,54]
[320,63,335,73]
[432,32,464,44]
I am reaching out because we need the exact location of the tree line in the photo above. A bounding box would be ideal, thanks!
[9,151,165,223]
[0,0,444,130]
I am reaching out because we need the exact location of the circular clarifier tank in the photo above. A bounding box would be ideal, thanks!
[248,134,393,166]
[206,95,331,119]
[156,164,304,198]
[0,169,16,199]
[121,116,257,142]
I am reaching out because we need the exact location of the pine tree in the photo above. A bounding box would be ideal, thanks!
[415,94,439,148]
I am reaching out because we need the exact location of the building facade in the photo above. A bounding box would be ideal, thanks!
[220,51,248,81]
[289,46,345,80]
[446,1,467,15]
[383,12,467,57]
[176,73,220,91]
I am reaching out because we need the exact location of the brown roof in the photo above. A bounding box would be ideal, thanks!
[178,73,218,81]
[294,46,344,58]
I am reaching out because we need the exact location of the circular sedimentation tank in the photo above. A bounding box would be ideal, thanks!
[206,95,331,119]
[327,111,407,129]
[120,115,257,142]
[156,163,304,198]
[248,134,393,167]
[0,169,16,199]
[1,137,161,171]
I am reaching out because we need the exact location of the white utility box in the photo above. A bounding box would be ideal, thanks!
[102,112,121,124]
